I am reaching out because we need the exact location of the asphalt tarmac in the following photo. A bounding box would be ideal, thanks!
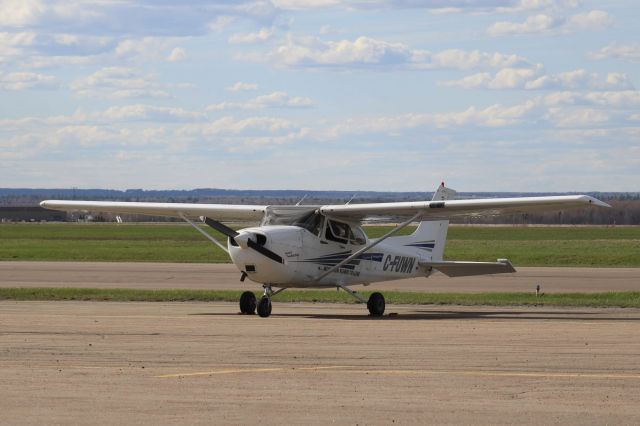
[1,261,639,293]
[1,301,640,425]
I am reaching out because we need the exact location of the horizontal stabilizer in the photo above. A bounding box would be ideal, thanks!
[420,258,516,277]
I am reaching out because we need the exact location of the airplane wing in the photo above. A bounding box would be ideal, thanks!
[320,194,610,221]
[39,200,266,222]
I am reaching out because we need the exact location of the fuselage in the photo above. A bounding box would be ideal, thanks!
[228,221,435,289]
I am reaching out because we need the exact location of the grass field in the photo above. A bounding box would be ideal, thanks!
[1,223,639,267]
[2,287,640,308]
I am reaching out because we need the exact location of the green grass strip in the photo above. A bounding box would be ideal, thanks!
[2,288,640,308]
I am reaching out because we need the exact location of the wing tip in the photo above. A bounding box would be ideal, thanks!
[583,196,611,208]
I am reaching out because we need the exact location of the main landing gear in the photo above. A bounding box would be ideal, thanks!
[239,285,283,317]
[336,284,386,316]
[366,292,385,316]
[239,291,257,315]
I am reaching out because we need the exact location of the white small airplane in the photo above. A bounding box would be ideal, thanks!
[41,183,610,317]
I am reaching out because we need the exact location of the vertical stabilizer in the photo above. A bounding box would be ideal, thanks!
[411,220,449,261]
[386,182,453,261]
[388,220,449,261]
[432,182,457,201]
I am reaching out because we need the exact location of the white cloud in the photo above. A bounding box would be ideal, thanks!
[441,67,542,89]
[324,99,543,138]
[487,10,612,36]
[442,69,634,91]
[323,92,640,138]
[0,71,57,90]
[167,47,186,62]
[0,0,44,26]
[487,14,557,36]
[70,67,170,99]
[0,31,36,48]
[178,116,310,148]
[115,37,171,61]
[227,81,260,91]
[208,15,236,33]
[566,10,612,31]
[102,105,204,122]
[527,70,633,91]
[0,1,278,38]
[543,91,640,108]
[208,91,313,110]
[229,27,274,44]
[271,0,342,9]
[546,107,610,128]
[589,43,640,63]
[267,35,418,68]
[0,31,37,62]
[260,35,532,71]
[426,49,530,70]
[272,0,581,14]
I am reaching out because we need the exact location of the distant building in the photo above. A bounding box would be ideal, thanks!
[0,207,67,222]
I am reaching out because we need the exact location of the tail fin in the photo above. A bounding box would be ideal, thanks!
[389,220,449,261]
[432,182,457,201]
[387,182,454,261]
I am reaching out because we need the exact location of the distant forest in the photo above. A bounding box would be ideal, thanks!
[1,188,639,225]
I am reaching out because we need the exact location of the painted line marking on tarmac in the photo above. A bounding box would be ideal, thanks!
[367,370,640,380]
[156,367,640,380]
[155,365,350,378]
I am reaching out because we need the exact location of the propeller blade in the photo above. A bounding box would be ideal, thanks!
[203,217,239,238]
[247,239,284,264]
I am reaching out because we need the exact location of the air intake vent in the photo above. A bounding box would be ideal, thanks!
[255,234,267,246]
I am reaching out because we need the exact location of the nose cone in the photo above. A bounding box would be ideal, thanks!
[233,231,252,249]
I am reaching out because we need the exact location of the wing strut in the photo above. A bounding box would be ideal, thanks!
[179,214,230,254]
[313,212,422,282]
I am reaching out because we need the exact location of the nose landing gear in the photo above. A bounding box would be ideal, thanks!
[257,295,272,317]
[250,284,284,318]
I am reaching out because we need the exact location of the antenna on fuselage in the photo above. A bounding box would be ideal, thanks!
[346,193,358,205]
[295,194,308,206]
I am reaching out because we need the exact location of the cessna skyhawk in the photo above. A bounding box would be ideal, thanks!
[40,184,610,317]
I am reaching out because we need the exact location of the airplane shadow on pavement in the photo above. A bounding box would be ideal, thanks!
[190,310,640,322]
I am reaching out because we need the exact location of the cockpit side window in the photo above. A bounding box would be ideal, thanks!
[325,219,366,245]
[292,211,323,236]
[349,226,367,245]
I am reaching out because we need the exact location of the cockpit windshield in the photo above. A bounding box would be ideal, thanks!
[261,207,323,235]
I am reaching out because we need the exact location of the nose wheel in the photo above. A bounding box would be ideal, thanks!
[257,296,272,317]
[251,285,284,318]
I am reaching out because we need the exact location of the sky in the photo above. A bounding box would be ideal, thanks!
[0,0,639,192]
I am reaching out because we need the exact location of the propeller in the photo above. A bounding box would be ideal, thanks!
[203,217,283,264]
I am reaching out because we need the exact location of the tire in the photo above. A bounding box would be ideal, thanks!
[367,292,385,316]
[257,296,272,318]
[239,291,257,314]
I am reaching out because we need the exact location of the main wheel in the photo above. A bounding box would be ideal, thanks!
[239,291,257,314]
[257,296,272,318]
[367,292,385,316]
